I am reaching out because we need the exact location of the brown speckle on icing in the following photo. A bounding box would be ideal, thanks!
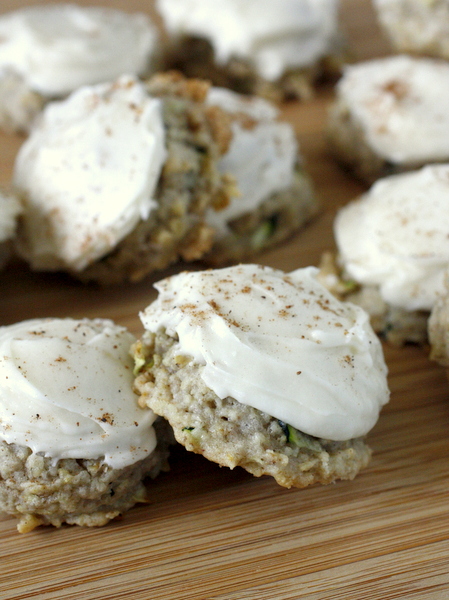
[381,79,409,101]
[99,412,114,425]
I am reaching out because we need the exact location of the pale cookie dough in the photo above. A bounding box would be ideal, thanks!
[428,290,449,372]
[134,265,389,488]
[0,190,22,269]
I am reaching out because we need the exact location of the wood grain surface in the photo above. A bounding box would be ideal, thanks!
[1,1,449,599]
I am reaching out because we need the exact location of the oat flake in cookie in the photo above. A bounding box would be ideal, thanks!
[13,73,230,284]
[134,264,389,489]
[0,318,169,533]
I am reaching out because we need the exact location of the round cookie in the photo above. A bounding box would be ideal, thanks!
[327,55,449,184]
[133,264,389,488]
[323,164,449,344]
[0,317,169,532]
[13,73,231,284]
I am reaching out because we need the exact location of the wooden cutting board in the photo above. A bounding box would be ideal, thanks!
[1,1,449,598]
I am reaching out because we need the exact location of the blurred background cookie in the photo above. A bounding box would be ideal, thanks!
[203,87,318,265]
[320,164,449,344]
[373,0,449,60]
[0,3,158,133]
[156,0,344,101]
[327,55,449,183]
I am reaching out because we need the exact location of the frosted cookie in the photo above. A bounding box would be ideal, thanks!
[13,73,231,284]
[0,191,22,268]
[133,264,389,489]
[327,55,449,183]
[321,164,449,345]
[156,0,343,101]
[0,318,170,533]
[373,0,449,60]
[0,4,158,132]
[203,87,318,265]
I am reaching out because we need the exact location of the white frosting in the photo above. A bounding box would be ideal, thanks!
[157,0,339,80]
[0,191,21,243]
[205,88,297,236]
[140,264,389,441]
[373,0,449,59]
[334,164,449,312]
[0,4,158,96]
[0,318,157,470]
[335,54,449,164]
[208,86,279,120]
[14,76,167,272]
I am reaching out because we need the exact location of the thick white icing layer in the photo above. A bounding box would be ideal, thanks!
[206,88,297,235]
[0,318,157,470]
[335,54,449,164]
[0,4,158,96]
[140,264,389,440]
[14,76,167,272]
[157,0,339,80]
[334,164,449,311]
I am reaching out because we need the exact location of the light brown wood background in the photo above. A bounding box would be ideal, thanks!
[1,1,449,599]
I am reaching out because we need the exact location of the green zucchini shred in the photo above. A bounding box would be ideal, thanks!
[133,355,154,376]
[250,216,278,250]
[342,279,358,293]
[286,424,322,453]
[133,355,146,376]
